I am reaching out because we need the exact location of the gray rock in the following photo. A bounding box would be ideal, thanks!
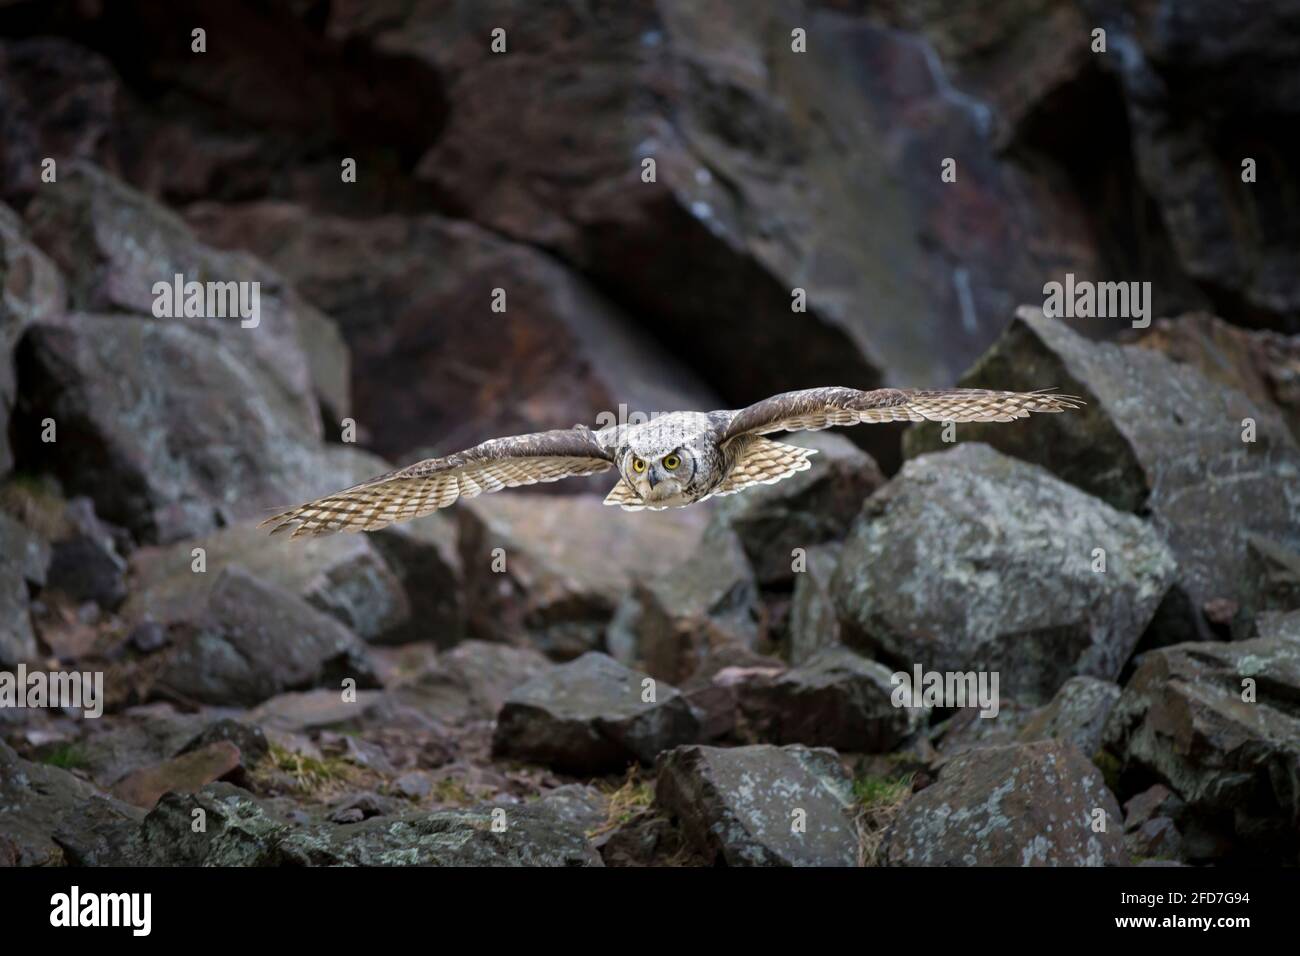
[0,510,47,664]
[123,523,410,644]
[493,652,700,774]
[711,432,883,588]
[127,783,602,866]
[23,162,345,430]
[156,566,378,707]
[458,491,707,660]
[655,744,858,867]
[833,443,1177,702]
[884,740,1127,866]
[738,648,924,752]
[15,312,327,543]
[1102,632,1300,862]
[788,542,843,666]
[1017,676,1122,758]
[0,739,141,866]
[905,308,1300,642]
[609,523,761,685]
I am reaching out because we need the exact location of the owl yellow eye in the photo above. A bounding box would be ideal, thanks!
[632,457,647,473]
[663,454,681,471]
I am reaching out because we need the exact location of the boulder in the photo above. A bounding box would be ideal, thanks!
[14,312,330,543]
[122,523,410,644]
[608,523,762,684]
[154,566,378,707]
[23,162,346,430]
[1101,632,1300,862]
[737,648,923,752]
[883,740,1126,866]
[1017,676,1121,759]
[458,491,707,659]
[655,744,858,866]
[710,431,883,588]
[492,652,700,774]
[833,443,1177,702]
[904,308,1300,642]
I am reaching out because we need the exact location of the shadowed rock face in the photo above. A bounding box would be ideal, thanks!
[1102,629,1300,863]
[884,739,1127,867]
[904,308,1300,643]
[185,202,720,467]
[833,442,1176,703]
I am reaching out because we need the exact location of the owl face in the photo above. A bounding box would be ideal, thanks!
[622,445,695,503]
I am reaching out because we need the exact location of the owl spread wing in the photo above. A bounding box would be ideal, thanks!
[716,386,1085,442]
[260,427,614,537]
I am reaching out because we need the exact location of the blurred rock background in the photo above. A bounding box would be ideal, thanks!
[0,0,1297,867]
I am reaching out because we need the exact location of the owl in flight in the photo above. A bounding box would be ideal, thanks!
[261,387,1083,537]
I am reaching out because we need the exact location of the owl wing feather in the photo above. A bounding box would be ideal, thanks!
[717,386,1084,441]
[711,435,818,497]
[260,427,614,537]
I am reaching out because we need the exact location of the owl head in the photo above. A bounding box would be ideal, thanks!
[621,418,711,503]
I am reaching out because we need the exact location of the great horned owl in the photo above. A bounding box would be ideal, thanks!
[261,386,1082,536]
